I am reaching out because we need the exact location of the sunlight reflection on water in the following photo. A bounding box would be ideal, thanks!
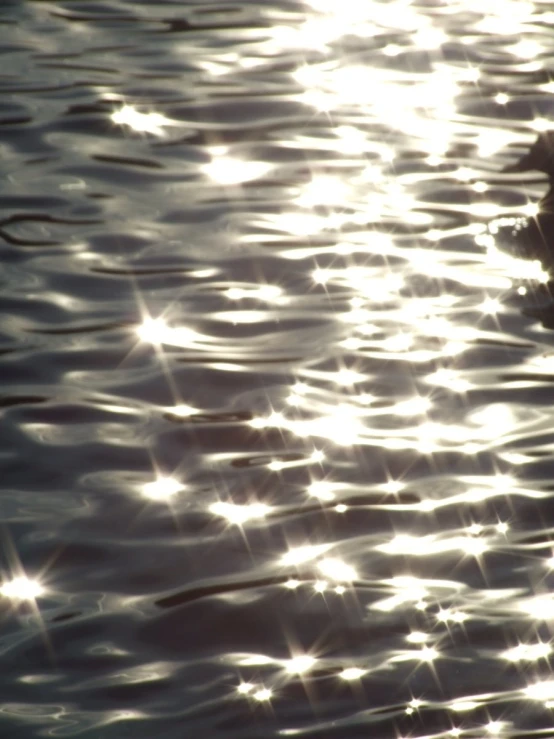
[4,0,554,738]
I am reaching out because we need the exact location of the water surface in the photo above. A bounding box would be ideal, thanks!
[3,2,554,737]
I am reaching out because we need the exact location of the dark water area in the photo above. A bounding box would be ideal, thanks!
[5,1,554,737]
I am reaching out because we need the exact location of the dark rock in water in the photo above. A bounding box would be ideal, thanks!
[503,131,554,176]
[491,132,554,264]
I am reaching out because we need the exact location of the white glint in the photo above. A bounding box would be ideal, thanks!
[381,481,404,494]
[202,157,271,185]
[225,285,282,302]
[307,481,338,501]
[253,688,272,702]
[284,655,317,674]
[281,544,333,567]
[509,40,543,59]
[167,404,197,417]
[520,595,554,620]
[209,502,271,525]
[503,643,551,662]
[111,105,176,136]
[340,667,367,680]
[0,576,44,601]
[437,609,468,624]
[393,396,431,417]
[318,557,357,582]
[406,632,430,644]
[525,680,554,702]
[295,175,351,207]
[284,579,301,590]
[450,699,482,712]
[480,297,502,314]
[486,721,508,735]
[137,318,207,348]
[238,655,274,666]
[377,534,488,557]
[142,477,184,501]
[335,368,365,385]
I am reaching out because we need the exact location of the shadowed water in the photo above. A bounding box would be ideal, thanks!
[4,1,554,737]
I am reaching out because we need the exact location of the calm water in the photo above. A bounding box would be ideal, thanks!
[4,1,554,737]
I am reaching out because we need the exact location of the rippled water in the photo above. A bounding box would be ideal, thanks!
[5,1,554,737]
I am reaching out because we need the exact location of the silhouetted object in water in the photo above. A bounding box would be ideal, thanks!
[503,131,554,177]
[491,132,554,264]
[493,132,554,327]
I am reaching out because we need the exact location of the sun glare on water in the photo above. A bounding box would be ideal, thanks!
[0,576,44,601]
[12,2,554,738]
